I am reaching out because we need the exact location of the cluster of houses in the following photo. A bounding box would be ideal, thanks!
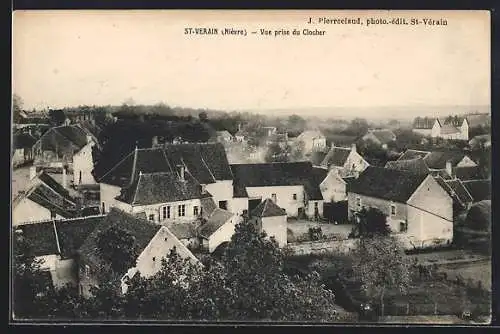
[412,113,490,141]
[12,111,491,298]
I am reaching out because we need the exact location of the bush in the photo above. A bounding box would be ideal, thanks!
[308,227,323,241]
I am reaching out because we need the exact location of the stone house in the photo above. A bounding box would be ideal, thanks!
[12,132,37,167]
[198,208,241,253]
[361,129,396,149]
[412,116,471,141]
[348,166,454,249]
[295,130,327,154]
[95,143,234,217]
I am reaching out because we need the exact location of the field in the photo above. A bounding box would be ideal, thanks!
[437,261,491,291]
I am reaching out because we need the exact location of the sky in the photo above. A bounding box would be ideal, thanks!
[13,10,490,112]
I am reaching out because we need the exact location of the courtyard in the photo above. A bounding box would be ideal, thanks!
[287,219,354,242]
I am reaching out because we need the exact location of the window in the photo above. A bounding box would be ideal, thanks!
[178,204,186,217]
[148,214,155,222]
[218,201,228,210]
[162,206,171,220]
[293,193,297,200]
[193,206,199,216]
[400,221,408,233]
[390,204,396,216]
[84,265,90,278]
[271,194,277,203]
[356,197,361,208]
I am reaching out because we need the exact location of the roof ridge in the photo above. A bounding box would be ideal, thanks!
[28,191,72,217]
[200,156,217,182]
[132,173,143,205]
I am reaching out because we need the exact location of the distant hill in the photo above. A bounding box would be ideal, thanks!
[240,105,491,122]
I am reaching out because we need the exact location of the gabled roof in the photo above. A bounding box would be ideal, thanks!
[97,143,232,187]
[464,113,490,127]
[78,208,162,269]
[462,180,491,202]
[453,166,483,181]
[440,123,461,135]
[167,223,197,240]
[397,149,431,161]
[385,158,430,175]
[230,162,324,200]
[321,146,351,167]
[309,151,328,166]
[14,215,106,258]
[296,130,325,141]
[34,125,90,155]
[349,166,428,203]
[251,198,286,218]
[198,208,234,239]
[115,172,204,206]
[365,129,396,144]
[326,134,359,146]
[216,130,233,138]
[342,176,357,192]
[423,151,470,169]
[14,172,78,219]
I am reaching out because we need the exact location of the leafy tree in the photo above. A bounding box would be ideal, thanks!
[48,109,67,126]
[265,143,290,163]
[465,201,491,232]
[97,226,138,275]
[13,94,23,123]
[352,236,410,316]
[341,118,369,137]
[199,111,208,122]
[12,232,51,319]
[287,114,306,133]
[354,207,391,238]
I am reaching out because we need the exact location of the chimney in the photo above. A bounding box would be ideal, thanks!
[238,123,242,132]
[86,135,92,144]
[130,145,138,185]
[62,167,67,189]
[177,164,185,181]
[351,143,357,153]
[152,136,159,147]
[445,160,453,178]
[29,166,37,180]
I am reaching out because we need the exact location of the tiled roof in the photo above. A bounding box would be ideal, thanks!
[440,124,461,135]
[116,172,203,205]
[423,151,470,169]
[385,158,430,175]
[230,162,324,200]
[464,113,490,127]
[349,166,428,203]
[251,198,286,218]
[97,143,232,187]
[78,208,161,270]
[296,130,325,141]
[321,146,351,167]
[14,215,106,258]
[453,166,483,181]
[309,150,328,166]
[167,223,197,240]
[397,149,431,161]
[198,208,234,239]
[342,176,357,192]
[462,180,491,202]
[445,179,474,206]
[326,134,359,146]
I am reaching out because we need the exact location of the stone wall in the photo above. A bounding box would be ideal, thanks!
[287,239,357,255]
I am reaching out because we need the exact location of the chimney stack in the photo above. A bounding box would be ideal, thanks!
[86,135,92,144]
[29,166,37,180]
[445,160,453,178]
[62,167,67,189]
[351,143,357,153]
[177,164,185,181]
[238,123,242,132]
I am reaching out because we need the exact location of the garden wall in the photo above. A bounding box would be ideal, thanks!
[287,239,357,255]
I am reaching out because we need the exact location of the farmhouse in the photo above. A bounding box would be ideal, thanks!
[412,116,469,140]
[321,143,369,177]
[198,208,241,253]
[249,198,288,247]
[348,166,454,249]
[230,162,326,219]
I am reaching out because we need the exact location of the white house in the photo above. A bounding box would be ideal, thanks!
[412,116,470,141]
[321,143,370,177]
[95,143,234,217]
[230,162,327,219]
[348,166,454,249]
[12,170,78,226]
[250,198,288,248]
[318,168,356,203]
